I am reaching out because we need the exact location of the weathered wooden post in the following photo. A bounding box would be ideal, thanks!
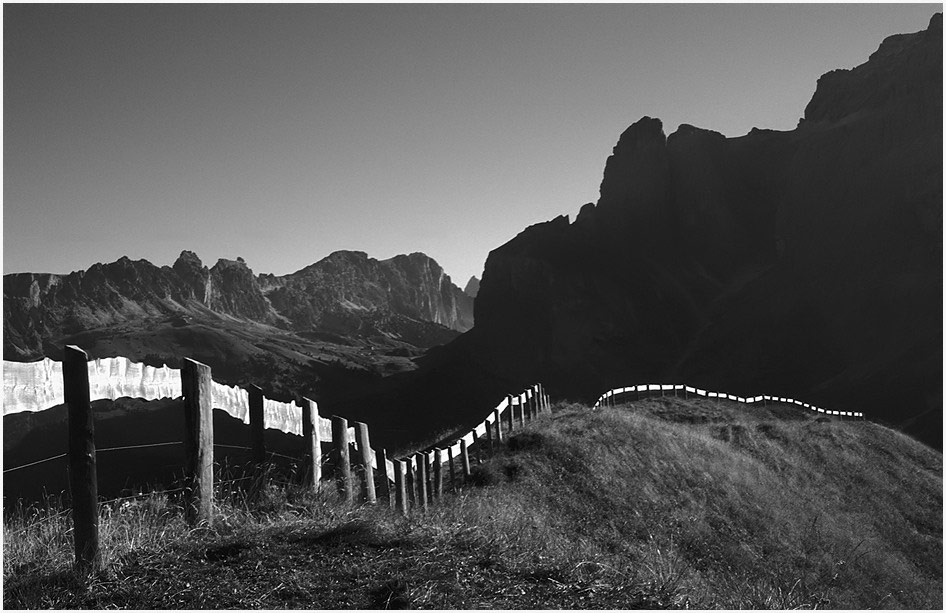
[405,456,416,505]
[505,394,515,432]
[425,451,435,501]
[377,448,394,509]
[447,444,457,490]
[301,398,321,490]
[460,439,471,481]
[64,345,100,573]
[353,421,376,504]
[433,449,444,501]
[414,452,428,511]
[493,408,503,443]
[394,459,408,515]
[331,416,353,503]
[517,395,526,428]
[182,357,214,526]
[470,429,479,464]
[485,416,494,450]
[248,384,265,464]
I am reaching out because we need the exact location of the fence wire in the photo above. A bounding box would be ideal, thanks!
[3,453,67,474]
[5,441,182,474]
[97,441,182,453]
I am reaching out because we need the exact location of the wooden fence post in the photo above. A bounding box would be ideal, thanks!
[517,395,526,428]
[493,408,503,443]
[447,444,457,490]
[433,449,444,501]
[64,345,100,573]
[460,439,471,480]
[378,448,394,509]
[331,416,353,504]
[471,430,481,464]
[425,452,435,501]
[301,398,321,490]
[506,394,515,432]
[405,456,416,506]
[182,358,214,526]
[248,384,265,464]
[485,417,494,449]
[353,422,376,504]
[394,459,408,515]
[414,452,429,511]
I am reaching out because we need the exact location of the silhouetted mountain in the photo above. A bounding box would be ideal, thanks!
[335,14,943,451]
[463,276,480,298]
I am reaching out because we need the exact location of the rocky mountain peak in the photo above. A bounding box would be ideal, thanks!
[803,12,942,125]
[596,116,672,230]
[464,276,480,298]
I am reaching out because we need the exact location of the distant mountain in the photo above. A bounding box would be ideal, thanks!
[463,276,480,298]
[3,249,474,405]
[259,250,473,340]
[332,14,943,451]
[4,250,472,359]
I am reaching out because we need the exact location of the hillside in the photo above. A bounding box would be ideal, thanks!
[4,398,940,609]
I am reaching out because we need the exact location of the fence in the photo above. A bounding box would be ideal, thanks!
[2,346,550,572]
[591,384,864,419]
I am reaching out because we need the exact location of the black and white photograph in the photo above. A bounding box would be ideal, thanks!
[2,2,942,609]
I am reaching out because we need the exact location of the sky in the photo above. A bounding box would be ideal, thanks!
[3,2,939,286]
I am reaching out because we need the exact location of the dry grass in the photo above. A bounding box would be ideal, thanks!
[3,398,941,609]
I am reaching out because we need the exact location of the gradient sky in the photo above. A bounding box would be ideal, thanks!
[3,3,939,286]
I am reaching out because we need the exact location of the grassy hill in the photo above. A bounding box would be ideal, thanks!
[4,397,941,609]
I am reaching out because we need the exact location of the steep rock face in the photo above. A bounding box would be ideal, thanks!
[467,14,942,447]
[463,276,480,298]
[261,251,474,338]
[206,257,273,322]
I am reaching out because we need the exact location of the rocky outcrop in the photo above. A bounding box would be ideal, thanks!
[463,276,480,298]
[261,251,473,337]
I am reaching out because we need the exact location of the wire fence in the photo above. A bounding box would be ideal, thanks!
[4,441,185,474]
[96,441,182,454]
[3,453,67,474]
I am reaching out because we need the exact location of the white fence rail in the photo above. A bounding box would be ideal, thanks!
[592,384,863,419]
[2,356,339,441]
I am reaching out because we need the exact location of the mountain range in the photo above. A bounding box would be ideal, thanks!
[4,250,474,403]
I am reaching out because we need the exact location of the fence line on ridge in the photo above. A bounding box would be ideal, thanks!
[8,347,868,573]
[591,384,864,419]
